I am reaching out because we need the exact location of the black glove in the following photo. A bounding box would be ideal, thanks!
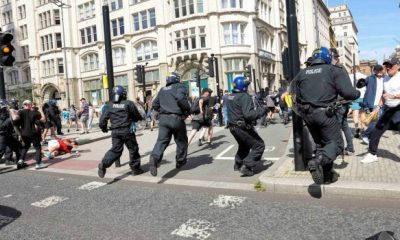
[101,127,108,133]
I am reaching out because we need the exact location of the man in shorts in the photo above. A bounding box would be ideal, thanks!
[79,98,89,134]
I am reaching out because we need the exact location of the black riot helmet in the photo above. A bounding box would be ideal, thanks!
[113,85,127,103]
[166,72,181,86]
[10,98,18,110]
[0,99,9,116]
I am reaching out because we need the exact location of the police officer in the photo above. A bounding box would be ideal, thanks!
[149,73,190,177]
[0,100,22,166]
[98,86,144,178]
[226,75,267,177]
[292,47,360,184]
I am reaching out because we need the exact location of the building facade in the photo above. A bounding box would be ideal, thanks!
[328,4,359,72]
[1,0,333,108]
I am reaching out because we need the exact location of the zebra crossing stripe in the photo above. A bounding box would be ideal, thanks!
[209,195,247,209]
[78,181,107,191]
[171,219,218,240]
[31,196,69,208]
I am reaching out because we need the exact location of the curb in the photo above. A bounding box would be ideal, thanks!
[258,132,400,199]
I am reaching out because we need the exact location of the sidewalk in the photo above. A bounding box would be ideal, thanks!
[259,127,400,199]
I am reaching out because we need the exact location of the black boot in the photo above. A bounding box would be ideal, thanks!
[131,167,144,176]
[176,160,187,169]
[98,163,106,178]
[149,157,158,176]
[234,162,242,171]
[308,159,324,184]
[239,165,254,177]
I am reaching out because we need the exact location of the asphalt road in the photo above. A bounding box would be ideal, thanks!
[1,170,399,240]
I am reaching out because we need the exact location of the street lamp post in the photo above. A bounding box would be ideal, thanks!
[51,0,71,108]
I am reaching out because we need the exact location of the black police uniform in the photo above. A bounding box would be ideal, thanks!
[99,99,143,176]
[292,60,360,184]
[0,108,22,164]
[227,92,266,176]
[149,82,190,176]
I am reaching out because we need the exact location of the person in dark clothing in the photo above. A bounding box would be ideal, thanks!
[98,86,144,178]
[227,75,267,177]
[188,88,213,146]
[11,100,47,170]
[48,99,63,135]
[0,100,22,166]
[149,73,190,177]
[292,47,360,184]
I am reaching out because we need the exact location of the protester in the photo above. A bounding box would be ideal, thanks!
[349,66,367,138]
[79,98,89,134]
[68,105,79,132]
[87,103,96,130]
[44,138,79,159]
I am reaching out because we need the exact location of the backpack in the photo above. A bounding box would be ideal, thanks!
[190,97,200,114]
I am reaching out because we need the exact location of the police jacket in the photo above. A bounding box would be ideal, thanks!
[0,114,13,135]
[152,82,190,116]
[99,99,143,130]
[293,62,360,108]
[226,92,266,125]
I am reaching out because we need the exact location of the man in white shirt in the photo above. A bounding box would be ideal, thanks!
[361,57,400,163]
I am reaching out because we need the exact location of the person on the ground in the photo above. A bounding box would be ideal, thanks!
[361,58,400,164]
[188,88,214,146]
[11,100,47,170]
[44,138,79,159]
[79,98,89,134]
[227,75,267,177]
[349,66,367,138]
[292,47,360,184]
[149,73,190,177]
[98,86,144,178]
[360,65,385,144]
[68,105,79,132]
[0,100,22,166]
[330,48,355,156]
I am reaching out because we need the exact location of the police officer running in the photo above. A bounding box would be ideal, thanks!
[149,73,190,177]
[226,75,267,177]
[292,47,360,184]
[98,86,144,178]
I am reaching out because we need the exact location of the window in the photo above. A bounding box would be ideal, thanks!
[58,58,64,74]
[110,0,123,10]
[80,25,97,45]
[23,67,31,83]
[21,46,29,60]
[145,70,160,83]
[115,75,129,94]
[78,1,95,20]
[174,0,203,18]
[135,41,158,61]
[18,5,26,19]
[56,33,62,48]
[42,59,55,76]
[19,25,28,40]
[83,79,103,106]
[112,47,126,65]
[54,9,60,25]
[39,11,51,28]
[40,34,56,51]
[225,58,247,72]
[221,0,242,8]
[81,53,99,72]
[175,26,206,52]
[130,0,146,4]
[2,11,12,25]
[344,32,347,36]
[111,17,124,36]
[222,23,246,45]
[8,71,18,85]
[132,8,156,31]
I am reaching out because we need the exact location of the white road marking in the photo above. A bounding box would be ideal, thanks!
[58,178,64,181]
[78,181,107,191]
[3,194,12,198]
[171,219,217,240]
[31,196,69,208]
[264,146,276,152]
[0,214,14,228]
[215,144,235,160]
[33,186,41,188]
[209,195,247,209]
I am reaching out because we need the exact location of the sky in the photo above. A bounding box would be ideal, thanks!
[326,0,400,63]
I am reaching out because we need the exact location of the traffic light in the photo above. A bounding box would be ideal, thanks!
[134,65,144,83]
[244,64,252,79]
[205,58,215,77]
[0,32,15,66]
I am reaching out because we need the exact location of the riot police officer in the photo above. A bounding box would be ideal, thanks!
[226,75,267,177]
[292,47,360,184]
[149,73,190,177]
[0,100,22,166]
[98,86,144,178]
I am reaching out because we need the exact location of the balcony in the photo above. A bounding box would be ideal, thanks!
[259,49,275,61]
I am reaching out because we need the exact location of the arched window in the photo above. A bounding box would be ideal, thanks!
[81,53,99,72]
[135,40,158,62]
[112,47,126,66]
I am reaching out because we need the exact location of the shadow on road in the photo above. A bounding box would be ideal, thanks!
[0,205,22,230]
[378,149,400,162]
